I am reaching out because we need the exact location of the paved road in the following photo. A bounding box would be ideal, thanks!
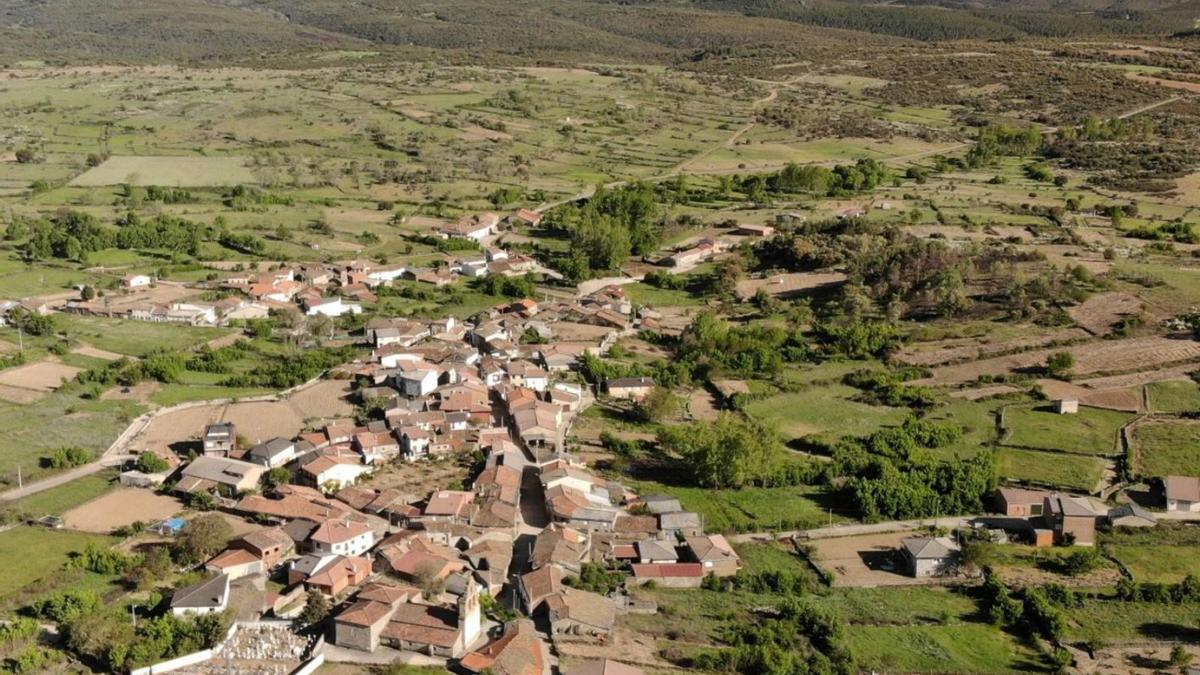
[728,515,976,544]
[0,454,133,502]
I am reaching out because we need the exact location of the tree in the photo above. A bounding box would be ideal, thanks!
[1170,645,1193,667]
[135,452,170,474]
[264,467,291,490]
[657,414,786,488]
[125,547,173,591]
[173,514,232,565]
[1059,548,1102,576]
[631,386,679,423]
[14,148,37,164]
[1045,351,1075,379]
[294,590,329,630]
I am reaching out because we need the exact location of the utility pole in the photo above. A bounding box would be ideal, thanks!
[130,604,138,630]
[16,464,21,490]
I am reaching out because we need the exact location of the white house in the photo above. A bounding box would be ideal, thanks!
[123,274,154,289]
[400,426,432,460]
[1165,476,1200,512]
[394,364,439,398]
[305,296,363,318]
[366,265,408,286]
[309,519,376,557]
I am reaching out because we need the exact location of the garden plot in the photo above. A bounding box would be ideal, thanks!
[809,531,951,588]
[0,361,83,394]
[896,327,1086,368]
[61,488,183,533]
[919,336,1200,386]
[1130,418,1200,477]
[69,155,256,187]
[1067,291,1146,335]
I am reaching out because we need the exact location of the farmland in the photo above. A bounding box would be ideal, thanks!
[1130,419,1200,477]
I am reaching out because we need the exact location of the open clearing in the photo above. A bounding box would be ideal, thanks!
[1067,291,1146,335]
[69,155,257,187]
[996,447,1107,492]
[1130,418,1200,477]
[1001,403,1132,455]
[809,531,949,587]
[61,487,183,533]
[895,327,1087,368]
[0,360,83,391]
[0,526,115,603]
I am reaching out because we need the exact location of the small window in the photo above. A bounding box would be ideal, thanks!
[1030,504,1042,516]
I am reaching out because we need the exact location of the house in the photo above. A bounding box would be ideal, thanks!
[510,209,543,228]
[544,587,616,639]
[460,618,547,675]
[205,548,263,581]
[518,564,565,614]
[235,527,295,569]
[683,534,742,577]
[379,577,483,657]
[304,296,363,318]
[657,511,703,537]
[353,431,400,465]
[994,487,1049,518]
[334,583,420,652]
[1044,493,1101,545]
[310,518,376,557]
[202,422,236,457]
[123,274,153,288]
[175,456,265,498]
[247,437,299,468]
[441,213,499,242]
[423,490,475,524]
[544,485,619,531]
[562,659,645,675]
[899,537,960,578]
[299,452,372,492]
[1165,476,1200,512]
[735,223,775,238]
[635,539,678,565]
[530,525,589,574]
[1107,503,1157,528]
[395,362,440,398]
[505,360,549,392]
[1053,399,1079,414]
[628,562,705,588]
[305,555,373,597]
[170,574,230,617]
[605,377,655,401]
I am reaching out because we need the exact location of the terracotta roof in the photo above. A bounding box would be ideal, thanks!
[631,563,704,578]
[383,604,461,648]
[520,564,564,610]
[1166,475,1200,503]
[307,555,370,589]
[461,619,545,675]
[206,548,259,570]
[310,519,373,545]
[562,659,646,675]
[336,599,394,627]
[545,587,616,630]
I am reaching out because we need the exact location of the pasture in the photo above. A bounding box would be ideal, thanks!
[996,447,1107,492]
[1000,403,1131,456]
[1130,419,1200,477]
[68,156,257,187]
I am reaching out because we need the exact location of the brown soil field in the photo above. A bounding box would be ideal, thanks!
[0,383,46,404]
[219,401,304,445]
[1129,74,1200,94]
[366,458,471,503]
[61,488,183,533]
[687,388,722,421]
[735,272,848,300]
[809,531,953,587]
[1036,379,1143,412]
[0,340,15,353]
[1075,365,1196,390]
[1082,644,1200,675]
[918,335,1200,386]
[994,560,1121,588]
[71,344,126,361]
[558,625,672,671]
[136,405,225,455]
[287,379,355,419]
[0,361,83,391]
[1068,292,1145,335]
[896,327,1087,368]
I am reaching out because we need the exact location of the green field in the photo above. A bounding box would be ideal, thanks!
[55,314,232,357]
[630,480,847,533]
[150,383,273,407]
[923,397,1005,459]
[69,155,257,187]
[745,384,910,446]
[846,624,1047,674]
[0,526,116,603]
[1065,598,1200,643]
[1110,545,1200,584]
[996,447,1107,492]
[1001,403,1131,456]
[1131,419,1200,477]
[0,394,145,487]
[8,472,116,516]
[1147,380,1200,415]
